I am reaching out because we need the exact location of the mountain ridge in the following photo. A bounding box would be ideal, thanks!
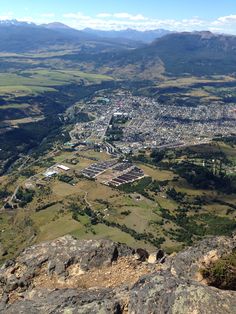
[89,30,236,78]
[0,21,235,77]
[82,27,172,43]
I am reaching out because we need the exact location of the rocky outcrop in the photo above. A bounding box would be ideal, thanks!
[169,235,236,281]
[129,271,236,314]
[0,235,236,313]
[16,235,134,273]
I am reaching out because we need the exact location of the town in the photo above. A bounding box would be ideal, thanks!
[69,90,236,153]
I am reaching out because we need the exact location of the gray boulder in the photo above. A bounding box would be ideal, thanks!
[129,270,236,314]
[0,235,236,314]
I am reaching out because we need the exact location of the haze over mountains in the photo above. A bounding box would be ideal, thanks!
[60,30,236,78]
[0,20,171,42]
[0,20,99,52]
[0,20,235,78]
[82,27,172,43]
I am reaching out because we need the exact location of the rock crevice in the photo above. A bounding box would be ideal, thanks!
[0,235,236,313]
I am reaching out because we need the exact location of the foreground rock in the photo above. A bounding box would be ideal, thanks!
[0,235,236,313]
[169,235,236,281]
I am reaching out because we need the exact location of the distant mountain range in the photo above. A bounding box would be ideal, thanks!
[82,28,172,43]
[0,20,235,77]
[109,31,236,78]
[42,22,73,30]
[0,19,35,26]
[59,31,236,79]
[0,20,154,53]
[41,22,171,43]
[0,20,172,53]
[0,20,99,52]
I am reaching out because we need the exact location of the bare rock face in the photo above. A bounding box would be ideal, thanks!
[129,271,236,314]
[0,235,236,314]
[15,235,134,274]
[169,235,236,281]
[2,288,124,314]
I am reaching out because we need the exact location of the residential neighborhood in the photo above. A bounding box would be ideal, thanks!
[69,90,236,153]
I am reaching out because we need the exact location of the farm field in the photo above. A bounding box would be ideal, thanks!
[0,48,236,263]
[0,70,112,98]
[1,139,236,263]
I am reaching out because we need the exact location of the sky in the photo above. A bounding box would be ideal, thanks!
[1,0,236,33]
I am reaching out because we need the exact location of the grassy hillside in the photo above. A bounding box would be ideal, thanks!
[0,29,236,264]
[0,66,115,175]
[74,32,236,79]
[1,140,236,264]
[149,32,236,76]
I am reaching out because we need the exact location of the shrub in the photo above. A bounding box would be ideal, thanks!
[201,251,236,290]
[121,210,131,216]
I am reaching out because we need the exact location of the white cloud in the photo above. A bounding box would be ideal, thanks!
[2,10,236,35]
[62,13,213,32]
[113,13,147,21]
[96,12,147,21]
[0,12,14,20]
[213,15,236,25]
[61,11,212,31]
[17,16,35,23]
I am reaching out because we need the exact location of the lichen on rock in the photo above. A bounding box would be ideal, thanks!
[0,235,236,313]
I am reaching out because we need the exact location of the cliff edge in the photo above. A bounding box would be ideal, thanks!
[0,235,236,313]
